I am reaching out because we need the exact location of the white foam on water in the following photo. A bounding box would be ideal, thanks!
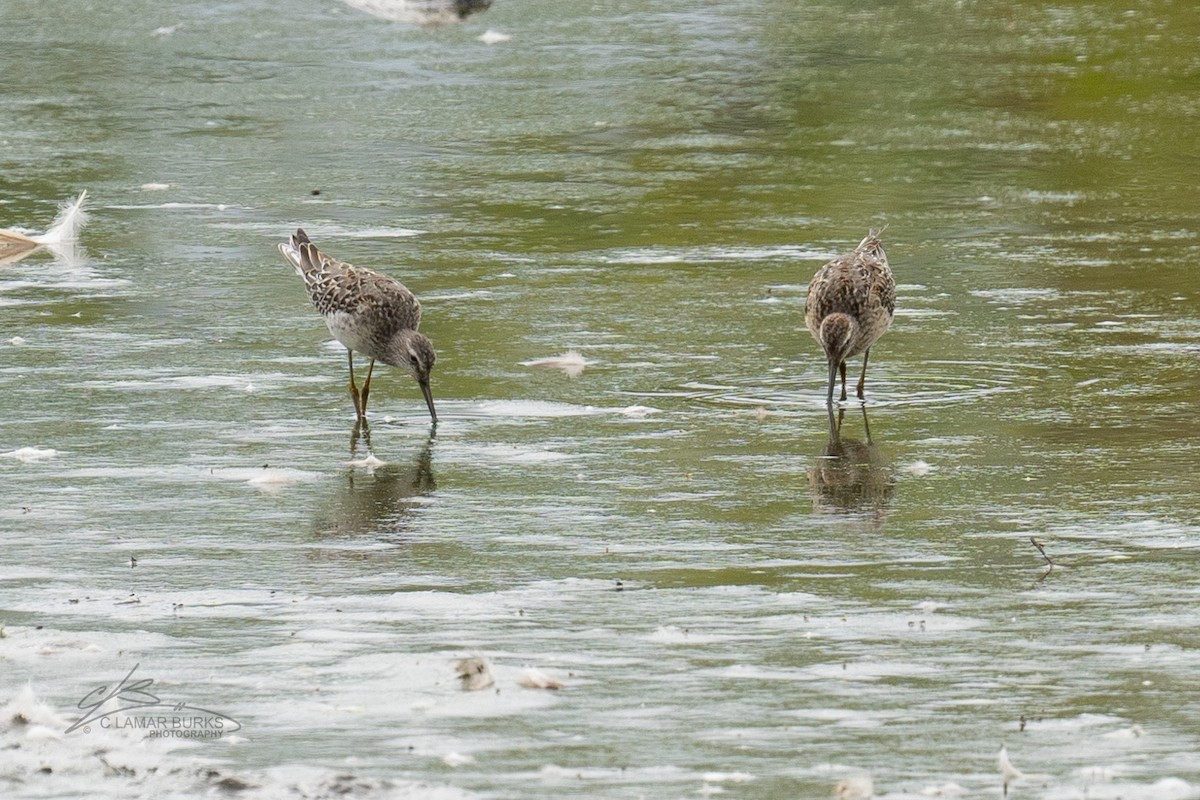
[425,289,494,302]
[970,287,1061,304]
[470,399,606,419]
[70,373,328,391]
[602,244,831,265]
[1,447,59,463]
[328,225,425,239]
[105,202,236,210]
[703,771,754,784]
[644,626,740,645]
[47,464,323,491]
[1021,189,1086,203]
[1047,517,1200,550]
[442,442,580,465]
[223,467,323,489]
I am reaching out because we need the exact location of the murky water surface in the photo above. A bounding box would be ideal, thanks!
[2,1,1199,798]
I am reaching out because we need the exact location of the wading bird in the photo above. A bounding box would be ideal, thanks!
[279,229,437,426]
[804,229,895,405]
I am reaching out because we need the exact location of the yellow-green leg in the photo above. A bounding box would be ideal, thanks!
[856,349,870,399]
[348,351,363,419]
[360,359,376,418]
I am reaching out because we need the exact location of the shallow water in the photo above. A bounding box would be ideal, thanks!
[2,0,1199,798]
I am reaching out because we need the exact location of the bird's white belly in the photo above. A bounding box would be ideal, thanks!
[324,311,374,354]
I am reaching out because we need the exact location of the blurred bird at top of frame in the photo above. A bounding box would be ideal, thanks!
[804,228,895,405]
[278,229,437,427]
[337,0,492,25]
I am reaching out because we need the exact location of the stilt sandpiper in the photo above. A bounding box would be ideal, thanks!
[279,229,437,425]
[804,229,895,405]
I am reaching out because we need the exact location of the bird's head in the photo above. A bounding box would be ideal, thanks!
[858,226,888,263]
[819,313,859,365]
[382,329,437,422]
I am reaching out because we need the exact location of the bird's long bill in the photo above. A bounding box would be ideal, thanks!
[826,360,839,407]
[420,378,437,424]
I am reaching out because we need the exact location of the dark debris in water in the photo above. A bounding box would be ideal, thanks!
[202,768,246,791]
[199,767,397,797]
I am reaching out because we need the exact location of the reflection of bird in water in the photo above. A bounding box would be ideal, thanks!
[337,0,492,26]
[313,437,436,540]
[279,228,437,427]
[0,191,89,267]
[809,406,895,515]
[804,228,895,405]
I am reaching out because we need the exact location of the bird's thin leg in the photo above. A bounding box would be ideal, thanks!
[350,418,372,454]
[360,359,376,418]
[856,349,871,400]
[348,350,363,419]
[839,360,848,402]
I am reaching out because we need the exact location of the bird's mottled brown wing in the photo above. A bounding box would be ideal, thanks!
[805,231,896,338]
[805,255,871,326]
[873,256,896,317]
[298,242,423,332]
[858,238,895,318]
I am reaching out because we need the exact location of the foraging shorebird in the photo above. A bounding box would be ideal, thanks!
[804,229,895,405]
[278,229,437,425]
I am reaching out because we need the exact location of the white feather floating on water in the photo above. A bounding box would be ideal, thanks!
[517,668,564,690]
[902,459,934,477]
[0,190,88,266]
[31,190,89,246]
[478,29,510,44]
[346,454,387,471]
[522,350,590,378]
[834,775,874,800]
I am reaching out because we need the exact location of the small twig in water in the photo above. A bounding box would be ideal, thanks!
[1030,537,1055,581]
[1029,537,1052,566]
